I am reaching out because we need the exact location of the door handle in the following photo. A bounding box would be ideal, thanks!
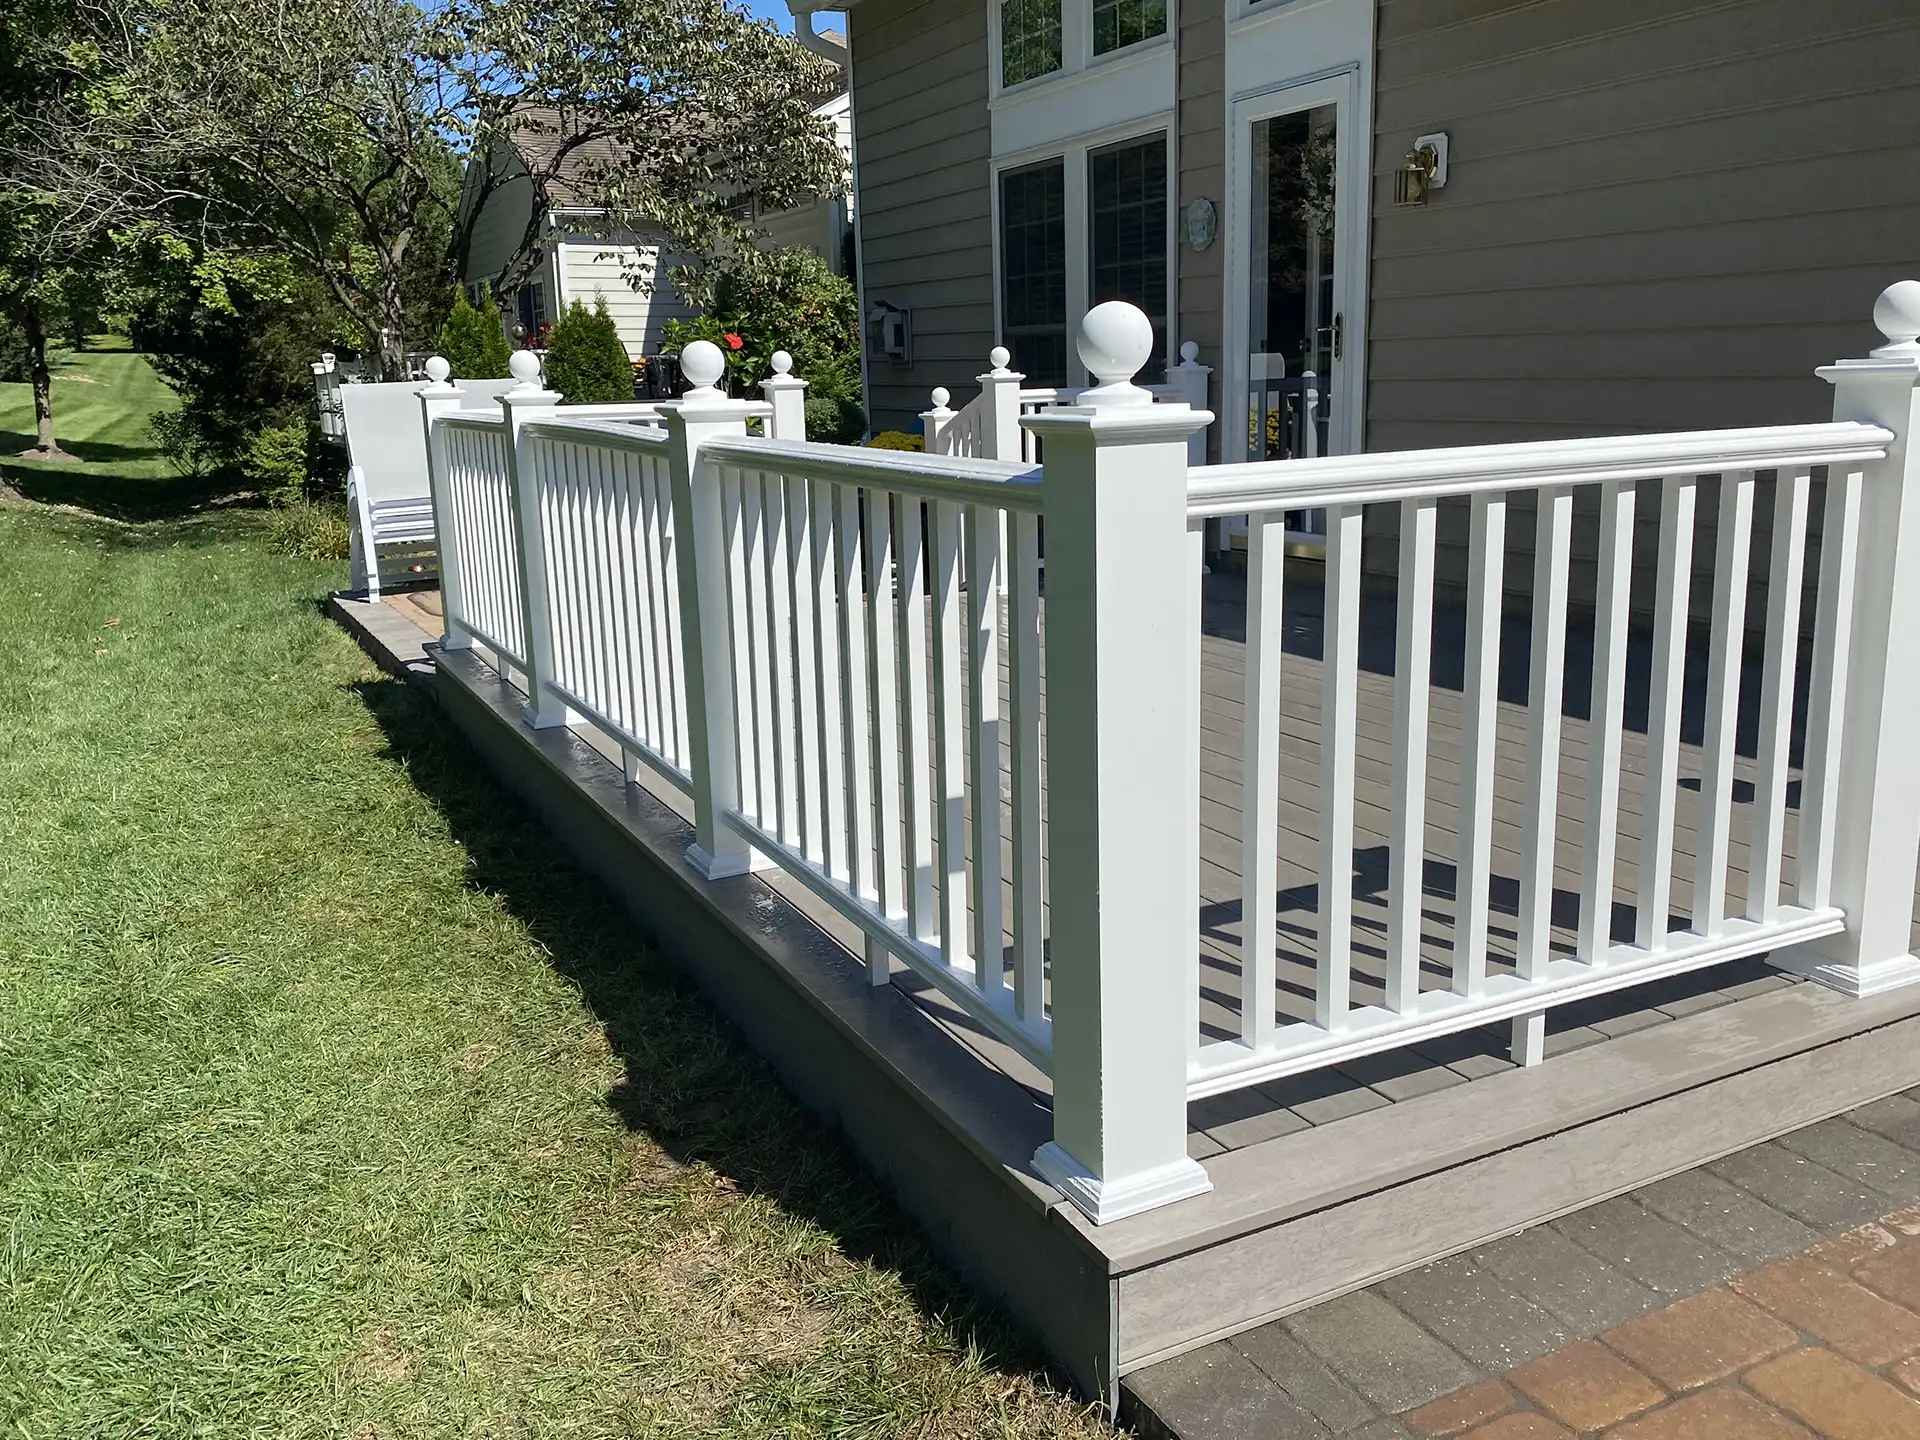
[1332,312,1344,362]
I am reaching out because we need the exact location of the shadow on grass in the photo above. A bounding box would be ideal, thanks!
[0,430,169,466]
[347,670,1079,1398]
[2,461,261,523]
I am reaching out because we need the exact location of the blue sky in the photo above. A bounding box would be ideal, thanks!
[742,2,846,31]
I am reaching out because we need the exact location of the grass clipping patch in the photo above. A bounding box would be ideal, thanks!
[0,502,1107,1440]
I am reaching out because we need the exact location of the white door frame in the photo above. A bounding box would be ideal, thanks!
[1223,67,1371,461]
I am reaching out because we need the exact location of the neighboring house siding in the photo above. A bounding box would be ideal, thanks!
[555,238,698,358]
[850,0,995,435]
[1365,0,1920,619]
[1178,0,1226,461]
[760,95,855,264]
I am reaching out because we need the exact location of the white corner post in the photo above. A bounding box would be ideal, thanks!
[761,350,809,440]
[1170,341,1214,467]
[979,346,1026,461]
[920,386,956,452]
[417,356,468,647]
[1025,302,1215,1224]
[1783,281,1920,996]
[499,350,568,728]
[662,340,760,880]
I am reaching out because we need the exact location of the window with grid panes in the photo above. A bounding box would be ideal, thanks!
[1089,134,1168,381]
[999,160,1069,385]
[1000,0,1063,87]
[1092,0,1166,55]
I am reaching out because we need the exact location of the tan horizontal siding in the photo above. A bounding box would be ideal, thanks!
[852,0,995,435]
[1365,0,1920,625]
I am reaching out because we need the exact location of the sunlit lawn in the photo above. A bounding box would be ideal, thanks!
[0,496,1106,1438]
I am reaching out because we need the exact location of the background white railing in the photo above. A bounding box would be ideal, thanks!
[420,286,1920,1228]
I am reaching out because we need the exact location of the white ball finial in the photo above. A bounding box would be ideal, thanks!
[508,349,543,389]
[1077,301,1155,406]
[680,339,726,393]
[770,350,793,376]
[424,355,451,383]
[1872,281,1920,358]
[990,346,1011,371]
[930,386,951,410]
[1180,340,1200,365]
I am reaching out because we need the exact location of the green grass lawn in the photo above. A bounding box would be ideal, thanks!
[0,500,1105,1439]
[0,343,222,516]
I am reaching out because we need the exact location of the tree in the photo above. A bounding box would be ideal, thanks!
[0,0,112,461]
[20,0,846,379]
[436,289,512,379]
[543,298,633,404]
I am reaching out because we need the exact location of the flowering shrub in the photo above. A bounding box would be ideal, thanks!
[661,246,865,442]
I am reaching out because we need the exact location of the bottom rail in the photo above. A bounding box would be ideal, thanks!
[1188,905,1846,1100]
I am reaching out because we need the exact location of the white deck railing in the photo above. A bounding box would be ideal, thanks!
[421,285,1920,1227]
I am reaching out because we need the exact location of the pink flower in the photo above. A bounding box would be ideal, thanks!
[723,332,744,351]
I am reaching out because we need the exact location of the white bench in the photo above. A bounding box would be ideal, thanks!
[341,375,518,597]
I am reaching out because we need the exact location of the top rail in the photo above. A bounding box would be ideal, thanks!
[520,415,674,452]
[1185,421,1894,517]
[440,411,508,433]
[704,435,1042,512]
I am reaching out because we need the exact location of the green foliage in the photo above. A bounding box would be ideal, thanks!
[543,297,632,405]
[662,246,864,440]
[436,289,512,380]
[147,409,218,479]
[245,420,312,503]
[125,233,349,478]
[268,498,351,558]
[866,430,924,453]
[0,320,69,383]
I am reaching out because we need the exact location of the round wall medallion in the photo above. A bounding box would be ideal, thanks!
[1184,198,1217,252]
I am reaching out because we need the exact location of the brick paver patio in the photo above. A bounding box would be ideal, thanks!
[1126,1092,1920,1439]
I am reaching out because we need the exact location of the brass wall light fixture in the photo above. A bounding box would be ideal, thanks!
[1394,131,1451,208]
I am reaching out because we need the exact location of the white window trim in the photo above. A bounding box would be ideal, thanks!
[989,0,1177,103]
[990,116,1178,389]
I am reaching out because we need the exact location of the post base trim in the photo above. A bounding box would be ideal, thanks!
[686,843,776,881]
[1775,945,1920,999]
[1033,1142,1213,1225]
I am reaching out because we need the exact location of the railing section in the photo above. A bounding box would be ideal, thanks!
[436,413,527,668]
[520,419,692,789]
[1180,422,1893,1099]
[699,436,1053,1068]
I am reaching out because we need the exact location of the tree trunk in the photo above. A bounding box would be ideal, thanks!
[18,303,72,462]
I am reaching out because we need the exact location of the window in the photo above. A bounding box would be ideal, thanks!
[1001,0,1063,88]
[999,160,1069,385]
[1092,0,1166,55]
[1089,134,1168,381]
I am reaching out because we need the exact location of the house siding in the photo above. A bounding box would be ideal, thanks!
[1178,0,1227,460]
[1363,0,1920,617]
[850,0,995,436]
[554,238,698,358]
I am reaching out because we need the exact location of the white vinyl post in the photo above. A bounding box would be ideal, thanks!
[920,387,956,453]
[978,347,1025,461]
[761,350,808,441]
[417,356,468,648]
[1024,302,1215,1225]
[662,340,760,880]
[1783,281,1920,995]
[1170,341,1214,466]
[499,350,568,728]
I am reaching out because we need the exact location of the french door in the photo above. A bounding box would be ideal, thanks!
[1227,71,1367,482]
